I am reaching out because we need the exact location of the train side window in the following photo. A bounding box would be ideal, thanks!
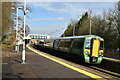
[80,39,84,49]
[65,39,72,48]
[100,41,104,50]
[59,39,72,48]
[59,40,66,47]
[72,38,84,49]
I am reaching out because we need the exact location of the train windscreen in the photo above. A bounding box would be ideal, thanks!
[85,40,91,49]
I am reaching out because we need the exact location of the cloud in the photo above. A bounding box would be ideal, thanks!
[28,2,115,37]
[30,2,115,19]
[32,3,87,13]
[29,2,88,20]
[30,23,66,36]
[31,17,64,21]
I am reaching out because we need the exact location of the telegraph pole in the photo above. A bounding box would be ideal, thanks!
[89,20,92,35]
[22,0,26,64]
[73,24,75,36]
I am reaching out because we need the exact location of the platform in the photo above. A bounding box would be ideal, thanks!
[2,46,95,79]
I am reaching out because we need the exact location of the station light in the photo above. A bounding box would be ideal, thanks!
[24,10,29,15]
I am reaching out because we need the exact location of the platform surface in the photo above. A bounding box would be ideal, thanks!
[2,46,95,79]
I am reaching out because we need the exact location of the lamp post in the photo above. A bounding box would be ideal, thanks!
[22,0,27,64]
[15,7,18,52]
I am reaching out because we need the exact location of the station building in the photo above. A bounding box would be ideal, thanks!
[27,34,50,44]
[28,34,50,39]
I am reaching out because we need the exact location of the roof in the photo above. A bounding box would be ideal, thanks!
[23,37,31,39]
[54,35,103,40]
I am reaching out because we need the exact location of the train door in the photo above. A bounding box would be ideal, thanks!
[53,40,59,49]
[90,38,100,62]
[90,38,100,57]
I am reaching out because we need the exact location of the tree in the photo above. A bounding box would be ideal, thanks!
[2,2,13,37]
[61,1,120,58]
[62,12,90,37]
[115,1,120,56]
[1,2,32,44]
[62,24,74,37]
[76,12,90,35]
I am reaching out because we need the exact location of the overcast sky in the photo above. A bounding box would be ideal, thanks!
[25,2,116,37]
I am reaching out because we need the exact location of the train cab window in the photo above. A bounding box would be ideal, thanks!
[85,40,91,49]
[100,41,104,50]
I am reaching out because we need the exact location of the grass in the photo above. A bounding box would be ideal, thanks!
[0,43,15,47]
[104,50,120,59]
[1,43,16,58]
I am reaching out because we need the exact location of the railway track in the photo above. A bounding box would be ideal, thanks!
[29,44,120,79]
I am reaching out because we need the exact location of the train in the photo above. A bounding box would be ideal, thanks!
[37,35,104,64]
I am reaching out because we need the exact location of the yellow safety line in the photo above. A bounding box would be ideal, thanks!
[103,57,120,62]
[27,44,106,80]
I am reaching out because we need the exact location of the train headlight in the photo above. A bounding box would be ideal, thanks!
[93,57,96,62]
[85,51,89,55]
[99,52,103,56]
